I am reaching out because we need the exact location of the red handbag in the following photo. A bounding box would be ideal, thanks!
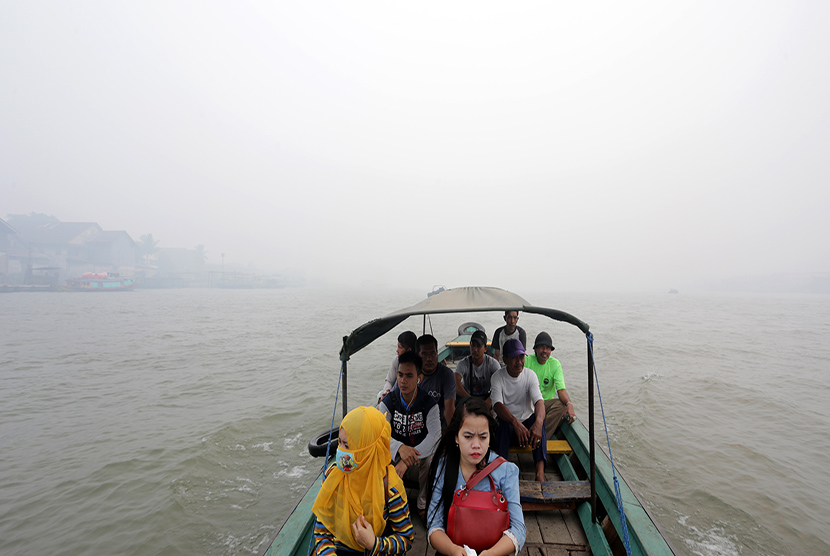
[446,457,510,552]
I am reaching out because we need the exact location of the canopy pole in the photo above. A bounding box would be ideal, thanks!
[342,360,348,420]
[342,335,349,420]
[588,333,597,522]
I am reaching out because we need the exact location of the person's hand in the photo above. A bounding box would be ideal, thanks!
[567,403,576,421]
[394,460,408,479]
[450,546,469,556]
[352,515,376,550]
[530,419,544,449]
[514,420,531,447]
[397,445,421,467]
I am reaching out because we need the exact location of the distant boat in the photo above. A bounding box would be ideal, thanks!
[427,284,445,297]
[668,288,679,294]
[61,272,137,292]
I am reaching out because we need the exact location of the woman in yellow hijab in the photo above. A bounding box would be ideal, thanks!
[312,406,414,555]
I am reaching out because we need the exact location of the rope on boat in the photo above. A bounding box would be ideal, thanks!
[305,360,347,556]
[588,332,632,556]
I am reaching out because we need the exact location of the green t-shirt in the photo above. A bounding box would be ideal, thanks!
[525,354,565,400]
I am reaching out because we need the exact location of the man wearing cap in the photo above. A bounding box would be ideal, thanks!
[377,330,418,403]
[490,338,547,482]
[492,310,527,364]
[525,331,576,439]
[454,329,501,408]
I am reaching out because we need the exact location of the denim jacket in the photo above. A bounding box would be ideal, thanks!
[426,452,525,555]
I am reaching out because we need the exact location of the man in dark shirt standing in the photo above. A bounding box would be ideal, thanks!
[492,310,527,364]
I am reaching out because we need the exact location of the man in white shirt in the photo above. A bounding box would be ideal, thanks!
[490,338,547,482]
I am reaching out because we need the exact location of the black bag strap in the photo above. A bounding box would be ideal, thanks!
[464,456,507,490]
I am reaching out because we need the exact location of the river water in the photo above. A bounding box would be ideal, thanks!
[1,288,828,555]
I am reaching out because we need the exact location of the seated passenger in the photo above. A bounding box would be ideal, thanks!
[417,334,457,429]
[426,397,526,556]
[311,406,414,555]
[377,330,418,403]
[525,331,576,439]
[454,329,501,409]
[490,339,547,482]
[378,351,441,519]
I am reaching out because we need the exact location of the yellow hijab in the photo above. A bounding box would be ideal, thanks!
[312,406,406,551]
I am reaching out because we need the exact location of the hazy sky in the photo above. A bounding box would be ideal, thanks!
[3,1,829,291]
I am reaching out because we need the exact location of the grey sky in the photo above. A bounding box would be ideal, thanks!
[3,1,829,291]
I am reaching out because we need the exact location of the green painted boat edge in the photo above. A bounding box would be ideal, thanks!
[259,467,325,556]
[560,419,679,556]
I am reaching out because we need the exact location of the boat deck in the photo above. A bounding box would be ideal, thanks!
[406,453,592,556]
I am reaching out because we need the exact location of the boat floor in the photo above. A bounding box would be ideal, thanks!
[406,452,591,555]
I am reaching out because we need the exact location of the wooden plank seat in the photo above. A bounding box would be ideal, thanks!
[519,479,591,511]
[510,439,573,455]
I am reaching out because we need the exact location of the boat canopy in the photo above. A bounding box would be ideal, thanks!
[340,286,590,361]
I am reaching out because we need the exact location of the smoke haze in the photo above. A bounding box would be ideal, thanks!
[3,1,829,291]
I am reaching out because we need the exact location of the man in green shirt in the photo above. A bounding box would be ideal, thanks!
[525,331,576,439]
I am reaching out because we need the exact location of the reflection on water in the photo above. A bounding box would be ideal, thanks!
[1,288,828,555]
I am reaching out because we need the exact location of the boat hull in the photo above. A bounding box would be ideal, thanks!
[262,417,676,556]
[62,277,137,291]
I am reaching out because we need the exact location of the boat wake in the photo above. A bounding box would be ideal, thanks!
[678,515,741,556]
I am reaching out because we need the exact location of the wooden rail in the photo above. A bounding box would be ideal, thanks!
[519,479,591,510]
[510,439,573,455]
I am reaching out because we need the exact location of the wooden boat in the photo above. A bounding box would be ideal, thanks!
[261,286,678,556]
[62,272,137,292]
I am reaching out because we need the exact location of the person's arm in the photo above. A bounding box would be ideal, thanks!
[379,401,403,459]
[312,466,340,555]
[443,369,457,426]
[454,371,470,398]
[428,530,468,556]
[491,373,531,446]
[312,517,339,556]
[493,462,526,556]
[492,329,502,363]
[443,398,455,429]
[397,445,420,467]
[427,461,465,556]
[491,372,516,436]
[493,401,531,446]
[426,462,467,556]
[413,403,441,458]
[518,328,527,350]
[378,358,399,403]
[483,357,499,409]
[528,377,545,446]
[362,485,415,556]
[481,535,519,556]
[529,399,545,447]
[557,389,575,421]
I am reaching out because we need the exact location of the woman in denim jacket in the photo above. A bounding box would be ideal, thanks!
[425,397,526,556]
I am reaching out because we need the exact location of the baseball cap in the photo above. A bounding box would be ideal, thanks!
[470,330,487,346]
[502,338,526,358]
